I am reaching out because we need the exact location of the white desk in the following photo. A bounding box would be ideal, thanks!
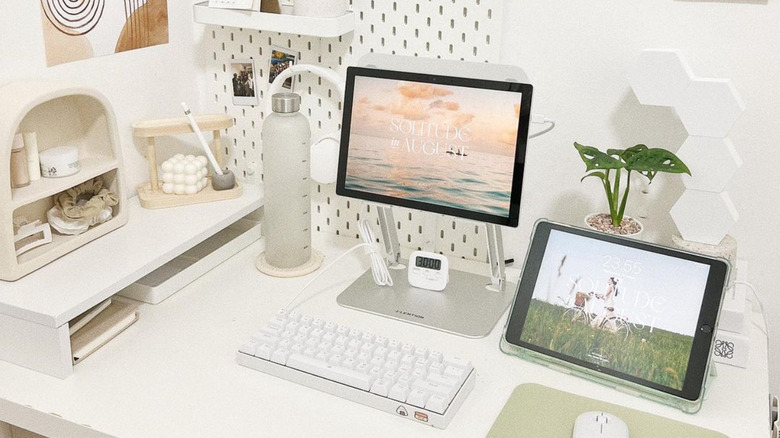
[0,233,770,438]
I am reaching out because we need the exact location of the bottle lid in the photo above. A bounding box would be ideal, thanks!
[271,93,301,113]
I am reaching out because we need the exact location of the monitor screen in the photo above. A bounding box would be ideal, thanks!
[336,67,533,227]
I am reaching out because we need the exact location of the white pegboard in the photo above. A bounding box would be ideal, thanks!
[205,0,505,261]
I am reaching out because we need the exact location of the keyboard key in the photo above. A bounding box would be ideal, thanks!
[407,389,429,408]
[428,372,459,388]
[370,378,391,397]
[270,348,289,365]
[443,356,472,370]
[444,365,467,382]
[287,354,373,391]
[425,394,448,414]
[254,343,274,360]
[251,332,278,346]
[389,382,410,402]
[239,342,256,355]
[412,379,454,399]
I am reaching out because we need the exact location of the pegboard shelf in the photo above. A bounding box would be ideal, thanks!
[193,2,354,38]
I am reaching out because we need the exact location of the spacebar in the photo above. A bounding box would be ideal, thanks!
[287,354,373,391]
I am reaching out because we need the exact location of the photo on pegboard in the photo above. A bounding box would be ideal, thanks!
[269,46,297,91]
[230,59,259,106]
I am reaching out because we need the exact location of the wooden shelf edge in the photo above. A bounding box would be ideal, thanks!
[132,114,233,138]
[192,2,355,38]
[137,179,243,209]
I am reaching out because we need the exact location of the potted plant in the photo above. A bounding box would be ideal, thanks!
[574,142,691,236]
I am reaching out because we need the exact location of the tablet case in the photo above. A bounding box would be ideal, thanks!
[486,383,727,438]
[501,220,729,413]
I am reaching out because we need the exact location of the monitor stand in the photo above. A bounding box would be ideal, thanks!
[337,206,515,338]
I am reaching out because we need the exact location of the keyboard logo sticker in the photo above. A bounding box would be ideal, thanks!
[396,406,408,417]
[414,412,429,423]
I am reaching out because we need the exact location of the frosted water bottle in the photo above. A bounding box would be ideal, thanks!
[257,93,321,275]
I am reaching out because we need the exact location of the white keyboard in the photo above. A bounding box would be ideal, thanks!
[237,309,476,429]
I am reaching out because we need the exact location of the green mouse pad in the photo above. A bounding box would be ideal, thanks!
[486,383,726,438]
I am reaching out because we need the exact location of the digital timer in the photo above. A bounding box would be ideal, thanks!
[408,251,449,291]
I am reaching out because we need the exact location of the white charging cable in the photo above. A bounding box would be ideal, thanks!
[735,281,769,339]
[281,221,393,311]
[283,242,376,311]
[358,219,394,287]
[529,113,556,139]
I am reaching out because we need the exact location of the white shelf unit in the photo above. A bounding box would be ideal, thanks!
[0,82,129,281]
[118,216,262,304]
[0,184,263,378]
[192,1,355,37]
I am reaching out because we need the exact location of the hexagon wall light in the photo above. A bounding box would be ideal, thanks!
[628,49,694,107]
[669,191,739,246]
[628,49,744,245]
[676,136,742,192]
[675,78,746,138]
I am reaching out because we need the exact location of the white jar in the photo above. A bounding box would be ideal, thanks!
[261,93,312,269]
[293,0,347,18]
[39,145,80,178]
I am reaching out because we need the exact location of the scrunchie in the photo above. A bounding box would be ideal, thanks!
[55,177,119,222]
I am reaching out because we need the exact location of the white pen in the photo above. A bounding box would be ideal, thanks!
[180,102,224,176]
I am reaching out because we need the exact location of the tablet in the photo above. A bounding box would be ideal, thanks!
[501,220,730,413]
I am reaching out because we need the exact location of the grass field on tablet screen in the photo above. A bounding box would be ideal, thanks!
[521,299,694,390]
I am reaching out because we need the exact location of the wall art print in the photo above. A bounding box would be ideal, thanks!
[40,0,169,67]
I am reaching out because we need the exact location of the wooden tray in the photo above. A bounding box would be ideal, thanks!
[137,178,242,209]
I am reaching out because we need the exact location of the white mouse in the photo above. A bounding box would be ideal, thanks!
[572,411,629,438]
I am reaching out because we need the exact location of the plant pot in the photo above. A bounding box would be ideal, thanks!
[584,213,643,237]
[293,0,348,17]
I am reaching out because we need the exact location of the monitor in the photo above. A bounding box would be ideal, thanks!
[334,62,534,337]
[336,66,533,227]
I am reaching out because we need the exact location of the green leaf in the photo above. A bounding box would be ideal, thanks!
[625,148,691,182]
[574,142,625,172]
[617,144,648,162]
[580,171,607,183]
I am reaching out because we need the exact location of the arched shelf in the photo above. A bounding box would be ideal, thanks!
[0,81,128,281]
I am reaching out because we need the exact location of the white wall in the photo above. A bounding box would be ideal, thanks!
[499,0,780,394]
[0,1,208,198]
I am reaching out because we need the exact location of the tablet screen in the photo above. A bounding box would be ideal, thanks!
[503,221,728,402]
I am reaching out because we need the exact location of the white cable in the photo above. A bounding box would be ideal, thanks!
[528,119,556,139]
[282,222,393,310]
[283,242,376,311]
[358,219,394,287]
[735,281,769,340]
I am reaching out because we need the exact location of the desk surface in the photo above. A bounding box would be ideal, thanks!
[0,233,770,438]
